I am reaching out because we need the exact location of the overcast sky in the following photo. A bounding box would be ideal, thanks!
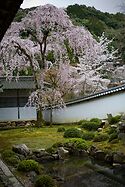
[21,0,123,13]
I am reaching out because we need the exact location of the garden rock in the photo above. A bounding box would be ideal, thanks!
[118,122,125,132]
[94,150,106,161]
[97,128,103,132]
[113,152,125,164]
[89,146,98,157]
[52,154,59,160]
[33,149,50,158]
[37,155,55,163]
[118,133,125,143]
[79,150,88,157]
[58,147,69,159]
[110,125,117,129]
[12,144,31,157]
[105,154,113,165]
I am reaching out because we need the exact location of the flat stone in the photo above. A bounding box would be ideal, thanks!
[0,159,23,187]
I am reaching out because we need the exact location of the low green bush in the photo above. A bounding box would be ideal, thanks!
[82,132,95,140]
[90,118,101,124]
[93,133,109,142]
[108,115,121,124]
[109,132,118,142]
[80,121,101,131]
[35,175,57,187]
[57,127,65,132]
[64,138,88,151]
[17,159,41,173]
[64,128,82,138]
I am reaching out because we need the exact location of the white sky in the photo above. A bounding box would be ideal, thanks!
[21,0,123,13]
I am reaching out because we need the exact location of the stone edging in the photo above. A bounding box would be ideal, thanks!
[0,157,24,187]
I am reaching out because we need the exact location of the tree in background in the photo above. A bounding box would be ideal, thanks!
[0,4,119,125]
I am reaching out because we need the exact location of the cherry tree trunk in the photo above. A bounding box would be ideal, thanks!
[37,107,44,127]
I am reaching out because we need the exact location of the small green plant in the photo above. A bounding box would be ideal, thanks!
[17,159,41,173]
[57,127,65,132]
[82,132,95,140]
[108,115,121,124]
[93,133,109,142]
[80,121,101,131]
[64,128,82,138]
[35,175,57,187]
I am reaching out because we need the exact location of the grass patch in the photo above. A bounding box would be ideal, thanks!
[0,126,75,153]
[0,124,125,155]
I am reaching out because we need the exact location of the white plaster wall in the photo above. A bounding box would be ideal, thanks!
[0,107,36,121]
[43,92,125,123]
[20,107,37,120]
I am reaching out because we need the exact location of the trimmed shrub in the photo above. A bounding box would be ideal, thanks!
[90,118,101,124]
[109,132,118,142]
[17,159,41,173]
[64,138,88,151]
[57,127,65,132]
[80,121,101,131]
[35,175,57,187]
[108,115,121,124]
[93,133,109,142]
[64,128,82,138]
[82,132,95,140]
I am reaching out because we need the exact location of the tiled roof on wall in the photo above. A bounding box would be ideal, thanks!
[66,84,125,106]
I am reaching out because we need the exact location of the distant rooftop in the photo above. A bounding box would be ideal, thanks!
[0,76,35,90]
